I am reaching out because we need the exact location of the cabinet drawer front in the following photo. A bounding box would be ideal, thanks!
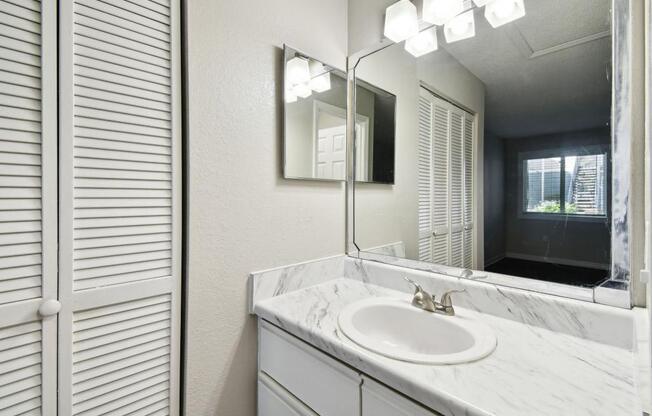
[362,377,442,416]
[258,320,360,416]
[258,372,318,416]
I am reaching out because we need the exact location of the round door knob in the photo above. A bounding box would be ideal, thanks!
[38,299,61,317]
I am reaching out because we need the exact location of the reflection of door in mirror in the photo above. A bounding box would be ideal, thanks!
[417,88,476,269]
[313,101,369,181]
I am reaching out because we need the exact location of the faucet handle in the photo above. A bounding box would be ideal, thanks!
[403,276,423,294]
[439,289,466,307]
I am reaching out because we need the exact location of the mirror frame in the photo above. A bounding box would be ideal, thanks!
[345,0,643,308]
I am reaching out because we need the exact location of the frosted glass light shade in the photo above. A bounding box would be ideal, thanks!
[444,10,475,43]
[423,0,464,26]
[286,57,310,86]
[285,86,297,103]
[292,83,312,98]
[310,72,331,92]
[384,0,419,43]
[484,0,525,28]
[405,27,438,57]
[309,61,331,93]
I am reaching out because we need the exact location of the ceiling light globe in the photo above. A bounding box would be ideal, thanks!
[443,9,475,43]
[423,0,464,25]
[484,0,525,28]
[384,0,419,43]
[286,57,311,86]
[450,18,469,35]
[493,0,516,18]
[404,27,438,57]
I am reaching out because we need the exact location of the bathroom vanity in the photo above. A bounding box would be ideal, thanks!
[251,257,651,416]
[258,319,441,416]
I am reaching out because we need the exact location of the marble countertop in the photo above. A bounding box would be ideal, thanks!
[254,278,644,416]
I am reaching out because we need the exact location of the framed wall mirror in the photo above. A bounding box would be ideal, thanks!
[284,46,397,183]
[348,0,643,307]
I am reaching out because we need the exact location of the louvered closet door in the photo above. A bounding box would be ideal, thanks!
[0,1,57,415]
[431,100,450,265]
[417,96,433,262]
[58,0,182,415]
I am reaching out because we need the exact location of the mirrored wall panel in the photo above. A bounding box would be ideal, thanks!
[284,46,396,183]
[353,0,619,292]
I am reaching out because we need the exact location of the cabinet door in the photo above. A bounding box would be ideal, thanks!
[258,372,318,416]
[258,320,361,416]
[362,377,442,416]
[57,0,183,414]
[0,0,58,414]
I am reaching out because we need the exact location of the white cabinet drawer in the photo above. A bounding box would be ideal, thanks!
[258,320,360,416]
[362,376,442,416]
[258,371,318,416]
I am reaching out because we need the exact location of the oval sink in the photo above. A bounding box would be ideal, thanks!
[338,297,496,364]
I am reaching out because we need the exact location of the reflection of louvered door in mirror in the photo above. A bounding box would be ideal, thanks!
[417,88,475,269]
[57,0,182,414]
[0,1,58,414]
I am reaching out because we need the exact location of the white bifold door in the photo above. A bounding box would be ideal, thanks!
[417,88,475,269]
[0,0,182,414]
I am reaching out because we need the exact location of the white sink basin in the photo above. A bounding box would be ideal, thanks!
[338,297,496,364]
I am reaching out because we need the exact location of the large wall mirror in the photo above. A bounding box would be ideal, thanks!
[350,0,640,306]
[284,46,396,183]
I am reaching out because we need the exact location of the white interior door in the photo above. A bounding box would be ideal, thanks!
[0,1,58,414]
[316,126,346,180]
[58,0,182,414]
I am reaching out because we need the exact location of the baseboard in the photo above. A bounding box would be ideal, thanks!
[505,252,609,270]
[484,254,506,268]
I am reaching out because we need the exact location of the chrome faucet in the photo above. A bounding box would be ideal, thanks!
[403,277,466,316]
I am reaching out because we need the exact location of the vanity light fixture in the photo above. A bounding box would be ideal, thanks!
[284,86,298,103]
[383,0,526,57]
[405,27,438,57]
[286,56,311,86]
[309,61,331,93]
[423,0,464,26]
[291,82,312,99]
[444,9,476,43]
[484,0,525,28]
[384,0,419,43]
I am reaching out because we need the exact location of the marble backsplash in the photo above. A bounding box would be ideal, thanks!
[249,254,346,313]
[250,254,636,349]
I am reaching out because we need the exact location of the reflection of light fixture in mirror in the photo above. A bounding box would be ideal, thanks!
[286,56,310,85]
[292,82,312,98]
[405,27,438,57]
[423,0,464,26]
[309,61,331,93]
[484,0,525,28]
[384,0,419,42]
[285,86,297,103]
[444,10,475,43]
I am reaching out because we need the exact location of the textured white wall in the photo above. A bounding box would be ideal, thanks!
[184,1,347,415]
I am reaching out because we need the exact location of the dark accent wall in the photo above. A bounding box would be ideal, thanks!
[483,132,506,266]
[502,127,611,268]
[370,92,396,184]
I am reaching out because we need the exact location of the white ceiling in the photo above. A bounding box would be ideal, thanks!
[442,0,611,138]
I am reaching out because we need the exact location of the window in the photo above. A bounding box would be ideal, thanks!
[523,153,607,217]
